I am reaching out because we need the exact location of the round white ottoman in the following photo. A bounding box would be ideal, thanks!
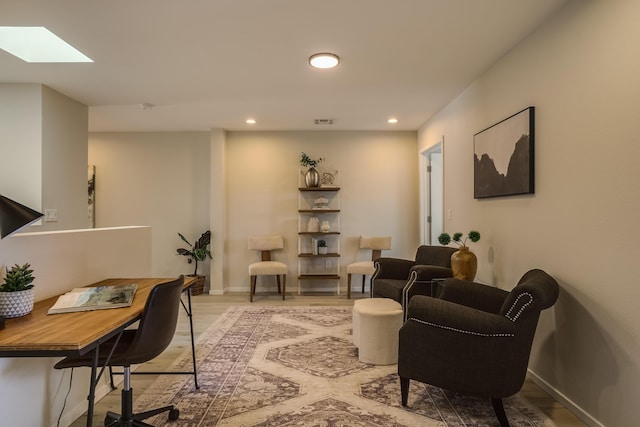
[352,298,403,365]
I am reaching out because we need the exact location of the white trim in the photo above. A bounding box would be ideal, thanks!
[527,369,603,427]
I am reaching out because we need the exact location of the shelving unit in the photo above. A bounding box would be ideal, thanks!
[297,175,341,295]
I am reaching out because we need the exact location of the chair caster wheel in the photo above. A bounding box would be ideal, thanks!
[104,414,117,426]
[169,408,180,420]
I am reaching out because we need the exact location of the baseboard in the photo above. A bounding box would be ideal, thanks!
[527,369,603,427]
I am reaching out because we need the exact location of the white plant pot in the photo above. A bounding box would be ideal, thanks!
[0,288,35,318]
[318,247,328,255]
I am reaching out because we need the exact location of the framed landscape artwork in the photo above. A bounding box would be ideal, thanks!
[473,106,535,198]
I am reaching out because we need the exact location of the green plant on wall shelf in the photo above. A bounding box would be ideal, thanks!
[177,231,212,276]
[299,152,324,168]
[438,230,481,247]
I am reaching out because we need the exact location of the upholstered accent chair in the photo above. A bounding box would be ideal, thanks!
[371,245,456,307]
[398,269,560,427]
[248,235,287,302]
[346,236,391,298]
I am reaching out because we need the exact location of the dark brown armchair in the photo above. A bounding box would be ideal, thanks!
[398,269,559,427]
[371,245,456,306]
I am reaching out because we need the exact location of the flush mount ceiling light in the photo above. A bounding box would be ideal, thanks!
[0,26,93,63]
[308,52,340,69]
[246,118,256,124]
[387,118,398,124]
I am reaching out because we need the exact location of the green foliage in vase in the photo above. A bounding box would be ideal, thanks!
[0,263,35,292]
[177,231,213,276]
[438,231,481,247]
[318,240,327,247]
[299,152,324,168]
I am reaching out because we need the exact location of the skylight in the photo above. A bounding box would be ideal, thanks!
[0,27,93,63]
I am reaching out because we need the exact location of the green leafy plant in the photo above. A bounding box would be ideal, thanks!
[318,240,327,247]
[0,263,35,292]
[299,152,324,168]
[438,231,481,247]
[177,231,212,276]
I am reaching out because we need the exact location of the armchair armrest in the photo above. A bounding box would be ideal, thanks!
[373,257,415,280]
[439,279,509,314]
[410,265,452,282]
[406,295,516,337]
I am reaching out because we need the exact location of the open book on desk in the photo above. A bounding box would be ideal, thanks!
[48,284,138,315]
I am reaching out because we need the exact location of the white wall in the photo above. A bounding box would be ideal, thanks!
[0,84,88,232]
[225,131,419,293]
[41,86,89,231]
[0,84,43,211]
[89,132,211,282]
[0,226,152,427]
[418,1,640,426]
[89,130,419,294]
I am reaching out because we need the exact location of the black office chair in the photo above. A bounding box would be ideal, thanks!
[54,276,185,426]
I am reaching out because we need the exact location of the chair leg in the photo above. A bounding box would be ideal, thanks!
[276,275,282,294]
[492,398,511,427]
[400,376,410,406]
[250,276,256,302]
[282,275,286,300]
[361,275,366,293]
[347,273,352,299]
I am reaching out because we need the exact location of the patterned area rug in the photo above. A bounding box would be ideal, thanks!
[134,306,555,426]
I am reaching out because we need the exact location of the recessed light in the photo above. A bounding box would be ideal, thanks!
[246,118,256,124]
[0,26,93,63]
[309,53,340,69]
[388,118,398,124]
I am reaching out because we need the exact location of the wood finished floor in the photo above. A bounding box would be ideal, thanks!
[70,291,586,427]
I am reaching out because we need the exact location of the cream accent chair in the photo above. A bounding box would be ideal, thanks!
[248,235,287,302]
[346,236,391,298]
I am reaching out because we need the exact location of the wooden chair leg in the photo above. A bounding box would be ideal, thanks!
[250,276,256,302]
[400,377,410,406]
[361,275,366,293]
[276,275,281,294]
[282,275,286,300]
[347,273,352,299]
[492,398,511,427]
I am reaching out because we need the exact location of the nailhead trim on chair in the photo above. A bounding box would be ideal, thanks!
[505,293,533,322]
[408,318,515,337]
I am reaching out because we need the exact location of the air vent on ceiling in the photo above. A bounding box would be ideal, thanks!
[314,119,334,125]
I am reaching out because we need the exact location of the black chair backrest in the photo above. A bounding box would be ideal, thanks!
[500,269,559,322]
[414,245,457,268]
[122,276,184,365]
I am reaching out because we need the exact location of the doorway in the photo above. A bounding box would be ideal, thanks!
[420,141,443,245]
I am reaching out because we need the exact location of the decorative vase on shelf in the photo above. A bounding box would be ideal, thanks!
[305,167,320,188]
[321,220,331,233]
[451,246,477,281]
[307,217,320,232]
[318,246,328,255]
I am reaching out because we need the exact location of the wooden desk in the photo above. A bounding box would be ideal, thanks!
[0,277,198,426]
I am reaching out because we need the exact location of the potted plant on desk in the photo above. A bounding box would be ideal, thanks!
[0,263,36,318]
[177,231,212,295]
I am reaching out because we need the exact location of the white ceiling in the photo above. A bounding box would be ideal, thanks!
[1,0,568,132]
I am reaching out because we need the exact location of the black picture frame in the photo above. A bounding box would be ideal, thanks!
[473,106,535,199]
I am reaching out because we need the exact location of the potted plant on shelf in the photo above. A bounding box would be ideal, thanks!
[318,240,328,255]
[176,230,212,295]
[0,263,36,318]
[299,152,324,188]
[438,231,481,281]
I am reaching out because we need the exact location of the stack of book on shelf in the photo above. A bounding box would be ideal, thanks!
[48,284,137,314]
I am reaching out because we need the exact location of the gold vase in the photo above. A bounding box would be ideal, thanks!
[451,246,477,281]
